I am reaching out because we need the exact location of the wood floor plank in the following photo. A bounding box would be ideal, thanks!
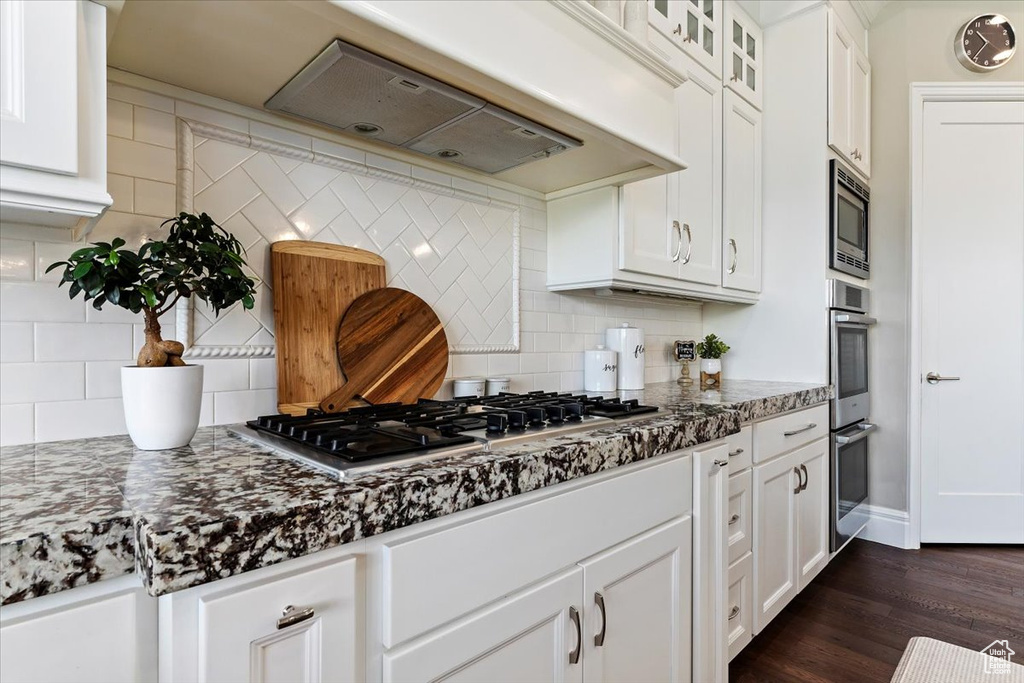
[730,540,1024,683]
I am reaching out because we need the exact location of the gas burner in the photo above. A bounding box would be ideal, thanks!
[233,391,659,479]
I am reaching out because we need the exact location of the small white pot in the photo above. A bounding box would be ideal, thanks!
[121,364,204,450]
[700,358,722,389]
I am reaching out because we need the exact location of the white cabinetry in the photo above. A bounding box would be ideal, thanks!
[723,1,762,110]
[722,89,762,293]
[0,0,111,235]
[0,575,157,683]
[827,10,871,178]
[752,437,830,633]
[726,551,753,661]
[692,443,729,683]
[648,0,722,78]
[580,518,693,683]
[161,551,362,683]
[383,568,584,683]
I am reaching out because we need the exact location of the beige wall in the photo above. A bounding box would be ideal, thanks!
[868,1,1024,511]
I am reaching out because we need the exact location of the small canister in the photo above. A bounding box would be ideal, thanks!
[605,323,645,390]
[485,377,511,396]
[584,345,618,392]
[453,377,486,398]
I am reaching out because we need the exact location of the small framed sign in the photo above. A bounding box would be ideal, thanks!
[674,340,697,363]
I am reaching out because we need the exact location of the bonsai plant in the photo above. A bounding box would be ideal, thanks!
[695,333,730,389]
[47,212,257,449]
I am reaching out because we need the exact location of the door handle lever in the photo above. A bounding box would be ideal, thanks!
[926,372,960,385]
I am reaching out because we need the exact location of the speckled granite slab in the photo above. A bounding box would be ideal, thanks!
[0,380,830,604]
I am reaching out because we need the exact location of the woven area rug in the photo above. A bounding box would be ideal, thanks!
[892,637,1024,683]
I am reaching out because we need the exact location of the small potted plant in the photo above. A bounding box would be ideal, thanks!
[696,333,730,389]
[47,212,256,449]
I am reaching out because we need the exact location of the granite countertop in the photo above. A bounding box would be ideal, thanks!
[0,379,831,606]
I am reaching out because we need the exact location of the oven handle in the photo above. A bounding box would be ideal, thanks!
[834,313,877,325]
[835,423,876,445]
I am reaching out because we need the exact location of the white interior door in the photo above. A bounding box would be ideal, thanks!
[920,99,1024,543]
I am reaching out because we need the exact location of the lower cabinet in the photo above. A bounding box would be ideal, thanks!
[161,551,362,683]
[383,516,694,683]
[382,568,584,683]
[752,437,829,633]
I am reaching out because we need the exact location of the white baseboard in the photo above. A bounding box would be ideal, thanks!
[859,504,912,549]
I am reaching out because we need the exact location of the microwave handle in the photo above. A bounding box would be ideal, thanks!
[836,423,876,445]
[835,313,877,325]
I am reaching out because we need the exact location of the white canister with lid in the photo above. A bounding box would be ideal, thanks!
[605,323,645,390]
[453,377,486,398]
[485,377,511,396]
[583,345,618,392]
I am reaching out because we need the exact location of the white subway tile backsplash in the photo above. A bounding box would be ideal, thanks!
[176,101,249,134]
[107,173,135,213]
[35,398,126,442]
[1,282,85,322]
[35,323,133,362]
[107,99,133,139]
[133,106,177,149]
[0,403,34,445]
[108,136,176,183]
[35,242,74,282]
[195,358,250,393]
[1,362,85,404]
[0,239,33,280]
[85,360,128,399]
[108,83,174,112]
[249,357,277,390]
[213,388,276,424]
[0,322,33,362]
[250,121,312,151]
[133,179,176,218]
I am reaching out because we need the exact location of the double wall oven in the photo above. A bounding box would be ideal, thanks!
[829,279,875,552]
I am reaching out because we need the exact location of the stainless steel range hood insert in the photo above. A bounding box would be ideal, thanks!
[266,40,582,174]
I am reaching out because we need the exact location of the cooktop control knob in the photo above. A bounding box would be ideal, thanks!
[526,407,547,427]
[563,403,585,421]
[486,413,508,433]
[507,410,528,430]
[544,405,566,424]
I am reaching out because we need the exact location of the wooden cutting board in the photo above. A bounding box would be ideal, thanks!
[271,241,386,416]
[320,288,448,412]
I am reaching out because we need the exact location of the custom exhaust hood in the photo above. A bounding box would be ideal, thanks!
[266,40,582,175]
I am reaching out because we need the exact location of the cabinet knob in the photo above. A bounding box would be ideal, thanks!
[728,513,741,526]
[728,605,741,620]
[277,605,315,630]
[673,23,683,35]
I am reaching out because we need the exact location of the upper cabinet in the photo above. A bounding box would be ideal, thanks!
[648,0,722,78]
[0,0,111,237]
[723,1,762,111]
[722,89,762,293]
[827,10,871,178]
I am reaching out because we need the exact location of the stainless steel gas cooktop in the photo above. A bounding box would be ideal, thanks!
[230,391,659,479]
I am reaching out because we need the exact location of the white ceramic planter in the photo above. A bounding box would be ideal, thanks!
[700,358,722,389]
[121,364,204,450]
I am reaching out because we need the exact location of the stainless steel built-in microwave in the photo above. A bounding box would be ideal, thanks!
[830,159,869,279]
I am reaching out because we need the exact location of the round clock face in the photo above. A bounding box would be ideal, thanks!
[956,14,1016,72]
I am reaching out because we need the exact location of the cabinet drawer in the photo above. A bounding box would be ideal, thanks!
[382,456,691,648]
[727,468,752,564]
[727,551,754,661]
[724,425,752,472]
[753,404,829,463]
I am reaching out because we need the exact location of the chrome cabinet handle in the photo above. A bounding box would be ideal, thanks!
[714,458,729,468]
[671,220,683,262]
[728,513,740,526]
[594,592,607,647]
[727,239,738,274]
[783,423,817,437]
[851,148,859,159]
[728,605,740,620]
[793,467,802,495]
[277,605,315,630]
[728,448,744,457]
[836,423,876,445]
[568,606,582,664]
[800,464,809,491]
[926,372,960,385]
[673,23,683,35]
[679,223,693,265]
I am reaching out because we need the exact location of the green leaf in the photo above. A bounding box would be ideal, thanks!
[72,261,94,279]
[111,237,126,249]
[69,247,96,260]
[44,261,67,274]
[139,286,158,308]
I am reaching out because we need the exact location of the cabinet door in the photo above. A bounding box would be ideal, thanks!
[580,517,692,683]
[383,568,583,683]
[850,46,871,178]
[621,175,679,279]
[727,468,752,565]
[726,552,753,662]
[675,62,722,286]
[722,1,762,110]
[722,90,762,293]
[682,1,722,78]
[827,10,854,159]
[752,450,799,634]
[199,556,359,683]
[692,444,729,683]
[648,0,687,44]
[795,438,830,590]
[0,0,78,174]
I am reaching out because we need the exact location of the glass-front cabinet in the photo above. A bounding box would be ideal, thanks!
[723,0,763,110]
[648,0,722,78]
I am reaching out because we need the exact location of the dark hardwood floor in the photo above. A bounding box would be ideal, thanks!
[729,539,1024,682]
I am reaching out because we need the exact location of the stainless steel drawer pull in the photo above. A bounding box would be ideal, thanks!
[783,423,817,437]
[800,464,809,491]
[680,223,693,265]
[793,467,802,494]
[569,606,582,664]
[728,448,744,457]
[671,220,683,262]
[728,514,740,525]
[594,592,607,647]
[277,605,315,630]
[728,606,740,620]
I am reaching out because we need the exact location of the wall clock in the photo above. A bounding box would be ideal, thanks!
[955,14,1016,72]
